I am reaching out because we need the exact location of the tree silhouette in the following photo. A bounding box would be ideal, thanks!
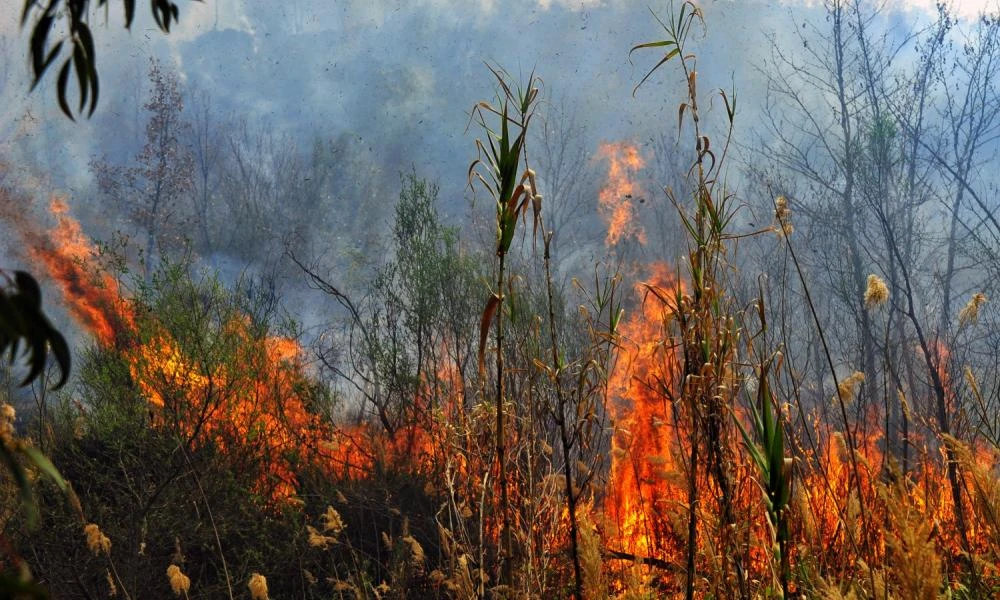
[91,59,195,281]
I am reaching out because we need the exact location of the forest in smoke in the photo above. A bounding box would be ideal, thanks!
[3,0,1000,598]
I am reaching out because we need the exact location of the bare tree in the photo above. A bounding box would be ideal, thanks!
[91,58,195,282]
[187,88,222,255]
[758,0,886,413]
[532,96,595,263]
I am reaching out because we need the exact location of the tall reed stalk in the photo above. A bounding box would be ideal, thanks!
[469,65,540,587]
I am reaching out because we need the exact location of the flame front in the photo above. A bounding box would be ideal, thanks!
[14,198,381,503]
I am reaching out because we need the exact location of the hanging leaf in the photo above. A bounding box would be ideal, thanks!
[478,294,501,381]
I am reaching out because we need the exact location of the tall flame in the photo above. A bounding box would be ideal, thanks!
[605,262,683,558]
[597,142,647,247]
[22,197,133,346]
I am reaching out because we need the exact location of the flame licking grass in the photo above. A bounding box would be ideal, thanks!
[124,313,382,503]
[605,262,684,559]
[19,199,375,503]
[597,142,647,247]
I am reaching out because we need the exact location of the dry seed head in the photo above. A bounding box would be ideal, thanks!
[248,573,268,600]
[0,403,15,449]
[166,564,190,596]
[84,523,112,555]
[402,535,425,565]
[646,454,668,466]
[107,569,117,597]
[832,431,848,458]
[964,366,981,401]
[898,389,911,422]
[67,484,85,520]
[774,196,793,236]
[959,292,987,326]
[307,525,337,549]
[836,371,865,405]
[864,274,889,308]
[321,505,345,534]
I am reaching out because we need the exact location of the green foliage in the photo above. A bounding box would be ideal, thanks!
[22,0,185,119]
[0,271,70,390]
[0,269,69,582]
[629,1,704,96]
[468,65,541,378]
[18,260,306,598]
[358,172,482,433]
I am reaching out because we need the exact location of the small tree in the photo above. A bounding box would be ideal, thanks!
[91,58,195,282]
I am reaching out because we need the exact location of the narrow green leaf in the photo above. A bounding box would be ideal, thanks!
[29,13,54,78]
[21,0,40,26]
[56,60,74,120]
[46,325,71,389]
[21,446,66,491]
[123,0,136,27]
[1,445,39,528]
[628,39,674,60]
[73,42,89,112]
[14,272,42,309]
[632,48,680,97]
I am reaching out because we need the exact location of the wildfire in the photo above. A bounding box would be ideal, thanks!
[590,140,1000,591]
[597,142,647,247]
[10,197,380,503]
[605,262,683,559]
[24,198,133,347]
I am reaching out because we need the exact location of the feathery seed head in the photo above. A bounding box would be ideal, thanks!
[959,292,987,326]
[166,564,190,596]
[774,196,793,236]
[836,371,866,404]
[864,274,889,308]
[84,523,112,556]
[248,573,268,600]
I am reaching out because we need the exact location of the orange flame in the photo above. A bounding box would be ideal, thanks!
[10,198,380,503]
[25,198,134,346]
[605,262,684,558]
[597,142,647,247]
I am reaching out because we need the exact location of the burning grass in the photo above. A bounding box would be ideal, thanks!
[5,5,1000,598]
[14,153,999,599]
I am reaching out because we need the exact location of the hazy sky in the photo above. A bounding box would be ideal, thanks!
[1,0,994,204]
[3,0,997,344]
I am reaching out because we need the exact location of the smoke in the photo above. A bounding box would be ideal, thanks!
[2,0,983,349]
